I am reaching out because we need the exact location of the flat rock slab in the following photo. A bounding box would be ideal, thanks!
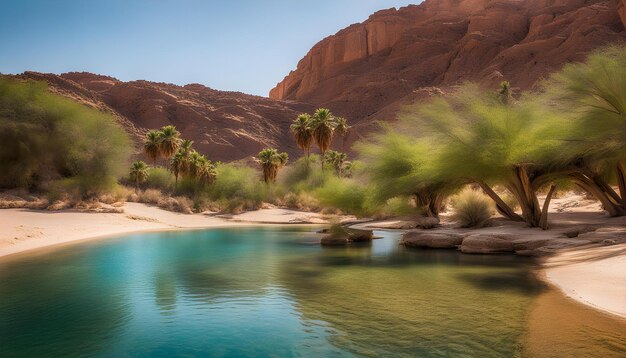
[460,234,516,254]
[401,232,463,249]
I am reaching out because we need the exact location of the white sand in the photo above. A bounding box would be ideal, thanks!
[544,244,626,319]
[0,202,328,258]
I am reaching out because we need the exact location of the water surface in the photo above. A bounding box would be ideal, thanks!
[0,227,624,357]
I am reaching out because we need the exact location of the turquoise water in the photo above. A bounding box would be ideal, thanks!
[0,227,624,357]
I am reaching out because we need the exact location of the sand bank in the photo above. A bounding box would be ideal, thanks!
[543,244,626,319]
[0,203,328,259]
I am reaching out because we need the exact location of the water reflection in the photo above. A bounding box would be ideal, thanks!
[0,227,623,357]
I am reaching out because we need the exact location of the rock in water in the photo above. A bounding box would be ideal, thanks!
[460,234,516,254]
[401,232,464,249]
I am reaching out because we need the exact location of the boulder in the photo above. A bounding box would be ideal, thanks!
[401,231,463,249]
[415,217,440,229]
[562,225,597,238]
[346,228,374,242]
[459,234,516,254]
[320,227,374,246]
[320,235,350,246]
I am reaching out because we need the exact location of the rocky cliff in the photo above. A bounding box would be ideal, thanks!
[18,72,314,162]
[270,0,626,126]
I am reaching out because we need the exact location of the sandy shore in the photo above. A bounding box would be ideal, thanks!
[0,203,329,259]
[1,198,625,320]
[543,244,626,319]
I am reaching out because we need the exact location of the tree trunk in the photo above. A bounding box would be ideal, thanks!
[569,172,623,217]
[539,184,557,230]
[616,162,626,203]
[477,181,523,222]
[511,165,541,227]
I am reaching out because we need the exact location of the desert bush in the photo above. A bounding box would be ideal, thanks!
[206,164,274,209]
[281,191,320,211]
[138,189,165,204]
[146,167,175,192]
[280,155,326,193]
[451,188,495,228]
[0,77,131,194]
[315,177,369,216]
[378,196,421,218]
[157,196,193,214]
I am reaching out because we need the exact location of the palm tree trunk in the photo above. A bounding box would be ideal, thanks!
[539,184,556,230]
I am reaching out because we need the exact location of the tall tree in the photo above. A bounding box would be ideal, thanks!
[542,45,626,217]
[129,161,149,192]
[290,114,313,162]
[178,139,194,175]
[334,117,350,150]
[324,150,348,176]
[144,130,162,164]
[158,125,181,159]
[169,151,184,187]
[257,148,288,183]
[310,108,336,173]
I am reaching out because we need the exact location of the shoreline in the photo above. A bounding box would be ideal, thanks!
[0,203,328,260]
[542,244,626,319]
[1,202,625,320]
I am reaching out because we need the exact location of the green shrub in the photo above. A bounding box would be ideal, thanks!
[315,177,369,215]
[146,167,175,192]
[0,77,131,195]
[280,155,326,193]
[451,188,495,228]
[206,163,276,212]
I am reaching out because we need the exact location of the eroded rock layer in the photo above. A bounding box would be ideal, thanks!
[270,0,626,126]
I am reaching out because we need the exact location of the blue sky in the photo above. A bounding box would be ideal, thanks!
[0,0,419,96]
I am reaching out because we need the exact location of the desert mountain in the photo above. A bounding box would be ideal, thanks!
[12,0,626,161]
[17,71,314,162]
[270,0,626,131]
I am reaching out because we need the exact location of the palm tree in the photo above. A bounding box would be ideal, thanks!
[158,125,181,159]
[324,150,348,176]
[257,148,288,183]
[170,151,184,187]
[178,139,194,175]
[129,161,149,192]
[310,108,335,173]
[144,130,162,164]
[195,156,217,185]
[290,114,313,161]
[334,117,349,150]
[498,81,512,104]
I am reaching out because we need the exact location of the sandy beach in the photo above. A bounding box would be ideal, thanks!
[544,244,626,319]
[1,199,625,320]
[0,203,329,259]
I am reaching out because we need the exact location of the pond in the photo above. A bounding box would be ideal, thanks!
[0,227,624,357]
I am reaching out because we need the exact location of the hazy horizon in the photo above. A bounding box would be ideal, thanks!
[0,0,419,96]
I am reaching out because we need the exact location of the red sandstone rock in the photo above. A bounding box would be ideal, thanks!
[17,72,314,162]
[270,0,626,132]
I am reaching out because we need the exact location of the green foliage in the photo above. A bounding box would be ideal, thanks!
[0,77,131,194]
[541,45,626,169]
[129,161,149,190]
[451,188,495,228]
[206,163,274,210]
[257,148,288,183]
[280,155,326,193]
[315,176,369,216]
[146,167,176,192]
